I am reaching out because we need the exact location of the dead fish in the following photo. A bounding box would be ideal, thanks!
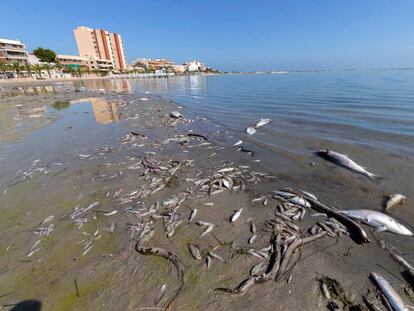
[250,262,265,276]
[246,127,256,135]
[340,209,413,236]
[40,215,54,225]
[300,190,318,201]
[385,194,406,211]
[233,140,243,146]
[217,167,235,173]
[200,225,214,237]
[189,244,202,260]
[153,283,166,305]
[188,209,197,222]
[370,272,409,311]
[255,118,271,128]
[230,208,243,222]
[103,210,118,216]
[140,97,149,101]
[320,281,331,300]
[205,255,211,269]
[248,234,257,244]
[250,221,257,234]
[316,149,380,180]
[170,111,181,118]
[208,251,224,262]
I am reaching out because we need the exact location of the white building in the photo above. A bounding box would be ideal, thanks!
[184,60,206,72]
[0,38,28,64]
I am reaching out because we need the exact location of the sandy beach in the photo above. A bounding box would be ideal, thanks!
[0,81,413,311]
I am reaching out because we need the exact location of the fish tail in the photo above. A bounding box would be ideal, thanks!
[368,173,384,182]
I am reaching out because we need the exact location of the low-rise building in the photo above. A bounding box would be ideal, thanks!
[56,54,113,71]
[56,54,89,69]
[173,64,186,73]
[184,60,206,72]
[0,38,28,64]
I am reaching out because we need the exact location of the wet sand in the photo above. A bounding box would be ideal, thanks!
[0,82,413,311]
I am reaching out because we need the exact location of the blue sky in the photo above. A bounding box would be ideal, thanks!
[1,0,414,71]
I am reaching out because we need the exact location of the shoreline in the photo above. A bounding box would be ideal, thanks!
[0,83,413,310]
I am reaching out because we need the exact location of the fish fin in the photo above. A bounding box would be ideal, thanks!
[374,226,387,233]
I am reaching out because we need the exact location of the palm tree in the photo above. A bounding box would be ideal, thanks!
[54,61,63,76]
[42,63,52,78]
[11,62,21,78]
[33,64,43,79]
[24,63,33,78]
[0,62,9,79]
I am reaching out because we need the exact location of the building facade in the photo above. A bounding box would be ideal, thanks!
[73,26,126,71]
[0,38,28,64]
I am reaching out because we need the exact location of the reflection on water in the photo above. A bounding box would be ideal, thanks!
[0,84,66,98]
[71,97,120,124]
[0,97,120,143]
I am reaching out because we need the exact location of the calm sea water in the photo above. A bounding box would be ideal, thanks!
[103,71,414,156]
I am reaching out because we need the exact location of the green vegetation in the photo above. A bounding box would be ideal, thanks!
[33,47,57,63]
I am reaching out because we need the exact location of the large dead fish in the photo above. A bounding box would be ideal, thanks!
[370,272,410,311]
[340,209,413,236]
[316,149,380,180]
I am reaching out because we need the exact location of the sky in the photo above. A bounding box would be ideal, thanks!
[1,0,414,71]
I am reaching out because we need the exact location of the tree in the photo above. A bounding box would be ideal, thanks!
[11,62,21,77]
[0,62,9,78]
[33,64,43,78]
[42,63,52,78]
[24,63,33,78]
[33,47,57,63]
[54,61,63,74]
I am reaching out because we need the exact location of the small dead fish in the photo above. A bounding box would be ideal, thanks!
[320,281,331,300]
[230,208,243,222]
[205,255,211,269]
[103,210,118,216]
[140,97,149,101]
[248,234,257,244]
[189,244,202,260]
[233,140,243,146]
[385,194,406,211]
[40,215,54,225]
[255,118,271,128]
[153,283,166,306]
[170,111,181,118]
[200,225,214,237]
[250,262,265,276]
[246,127,256,135]
[300,190,318,201]
[217,167,234,173]
[188,209,197,222]
[250,221,257,234]
[208,251,224,262]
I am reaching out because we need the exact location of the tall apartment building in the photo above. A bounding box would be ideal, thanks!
[73,26,126,70]
[0,38,28,64]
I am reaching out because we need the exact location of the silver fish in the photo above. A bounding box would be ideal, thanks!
[189,244,202,260]
[250,221,257,234]
[385,194,406,211]
[205,255,211,269]
[188,208,197,222]
[248,234,257,244]
[230,208,243,222]
[200,225,214,237]
[208,251,224,262]
[340,209,413,236]
[316,149,379,179]
[246,127,256,135]
[370,272,409,311]
[233,140,243,146]
[255,118,271,128]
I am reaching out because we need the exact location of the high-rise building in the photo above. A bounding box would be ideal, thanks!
[73,26,126,70]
